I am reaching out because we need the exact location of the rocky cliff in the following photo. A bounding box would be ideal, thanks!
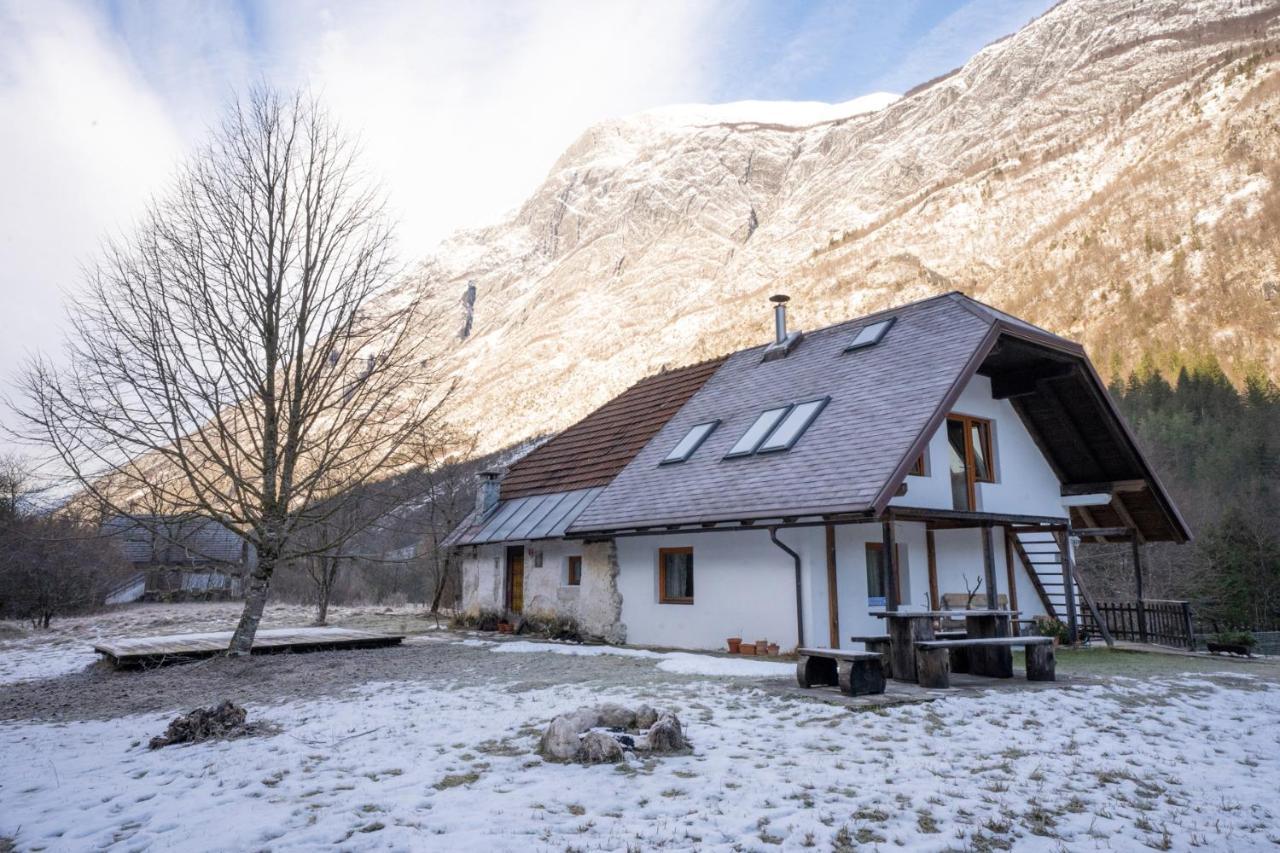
[399,0,1280,456]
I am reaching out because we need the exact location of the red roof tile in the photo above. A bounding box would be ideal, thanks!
[499,357,727,500]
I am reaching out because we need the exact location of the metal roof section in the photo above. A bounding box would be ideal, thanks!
[446,487,604,546]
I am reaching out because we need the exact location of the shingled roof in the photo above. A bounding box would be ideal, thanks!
[568,292,1189,542]
[498,356,727,501]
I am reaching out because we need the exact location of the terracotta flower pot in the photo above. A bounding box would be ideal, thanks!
[739,642,756,656]
[754,640,769,656]
[727,637,742,654]
[767,643,780,657]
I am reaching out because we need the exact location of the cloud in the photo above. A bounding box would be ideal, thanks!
[0,0,725,450]
[258,0,727,255]
[0,0,187,440]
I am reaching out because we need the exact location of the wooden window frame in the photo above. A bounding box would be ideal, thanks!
[566,555,582,587]
[908,452,927,477]
[947,413,996,510]
[658,546,694,605]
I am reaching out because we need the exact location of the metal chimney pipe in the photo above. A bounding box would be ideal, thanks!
[770,294,790,344]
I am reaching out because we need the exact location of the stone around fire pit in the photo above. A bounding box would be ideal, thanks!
[537,703,688,764]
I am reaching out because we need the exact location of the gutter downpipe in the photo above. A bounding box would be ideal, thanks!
[769,526,804,649]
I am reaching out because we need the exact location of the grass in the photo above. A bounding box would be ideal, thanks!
[1016,647,1280,681]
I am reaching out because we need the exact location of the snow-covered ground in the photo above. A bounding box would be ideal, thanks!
[2,609,1279,850]
[0,602,428,686]
[2,659,1278,849]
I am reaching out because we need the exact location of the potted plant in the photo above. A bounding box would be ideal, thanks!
[1033,616,1069,647]
[1207,630,1256,657]
[727,637,742,654]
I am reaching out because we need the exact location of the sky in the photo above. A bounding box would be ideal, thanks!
[0,0,1055,451]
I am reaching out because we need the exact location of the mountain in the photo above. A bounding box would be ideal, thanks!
[401,0,1280,458]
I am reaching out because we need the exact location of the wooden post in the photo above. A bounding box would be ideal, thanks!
[981,523,999,611]
[1131,534,1148,644]
[1060,527,1079,644]
[1181,601,1196,650]
[882,520,899,612]
[1002,526,1019,615]
[926,526,940,611]
[825,524,840,648]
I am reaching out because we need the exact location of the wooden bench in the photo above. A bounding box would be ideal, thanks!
[796,648,886,696]
[914,637,1055,689]
[849,631,967,679]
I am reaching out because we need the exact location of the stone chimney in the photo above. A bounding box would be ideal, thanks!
[475,470,504,518]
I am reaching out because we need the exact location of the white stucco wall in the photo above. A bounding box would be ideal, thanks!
[615,529,817,651]
[890,373,1068,518]
[461,372,1060,651]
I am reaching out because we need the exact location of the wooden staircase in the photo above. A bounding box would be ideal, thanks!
[1008,526,1114,646]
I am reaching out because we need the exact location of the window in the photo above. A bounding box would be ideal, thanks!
[947,414,995,511]
[844,317,896,351]
[661,420,719,464]
[865,543,904,607]
[659,547,694,604]
[756,398,829,453]
[908,452,927,476]
[566,555,582,586]
[724,406,791,458]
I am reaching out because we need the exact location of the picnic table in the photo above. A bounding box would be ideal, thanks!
[871,610,1018,682]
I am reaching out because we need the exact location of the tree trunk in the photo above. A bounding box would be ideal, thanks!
[315,558,335,625]
[429,556,449,615]
[228,553,275,656]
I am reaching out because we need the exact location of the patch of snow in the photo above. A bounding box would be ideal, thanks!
[488,639,798,679]
[636,92,900,128]
[490,639,661,658]
[654,652,795,678]
[0,641,100,686]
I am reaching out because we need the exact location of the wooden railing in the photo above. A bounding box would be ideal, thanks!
[1081,599,1195,649]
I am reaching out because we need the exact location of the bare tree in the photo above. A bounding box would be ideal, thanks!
[0,454,128,627]
[13,89,450,654]
[415,433,478,618]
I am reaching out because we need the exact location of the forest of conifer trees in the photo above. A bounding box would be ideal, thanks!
[1079,362,1280,632]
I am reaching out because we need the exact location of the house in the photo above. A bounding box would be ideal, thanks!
[445,292,1188,651]
[103,515,254,604]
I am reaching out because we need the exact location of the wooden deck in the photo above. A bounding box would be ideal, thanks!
[93,627,405,668]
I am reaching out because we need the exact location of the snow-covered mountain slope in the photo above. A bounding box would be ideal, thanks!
[400,0,1280,456]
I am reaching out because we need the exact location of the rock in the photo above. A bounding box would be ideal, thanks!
[634,704,659,730]
[149,700,248,750]
[566,708,601,733]
[646,713,687,754]
[538,715,582,762]
[596,703,637,729]
[577,731,624,764]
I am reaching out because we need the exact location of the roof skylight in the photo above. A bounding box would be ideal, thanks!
[844,317,896,351]
[757,398,829,453]
[724,406,792,458]
[661,420,719,465]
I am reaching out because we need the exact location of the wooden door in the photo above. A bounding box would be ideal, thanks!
[505,545,525,614]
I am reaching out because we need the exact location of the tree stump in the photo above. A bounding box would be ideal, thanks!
[1025,642,1056,682]
[915,647,950,689]
[837,658,886,696]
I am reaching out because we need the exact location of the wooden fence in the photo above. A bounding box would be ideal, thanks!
[1081,599,1195,649]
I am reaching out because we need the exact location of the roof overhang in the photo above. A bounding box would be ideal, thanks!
[874,323,1191,543]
